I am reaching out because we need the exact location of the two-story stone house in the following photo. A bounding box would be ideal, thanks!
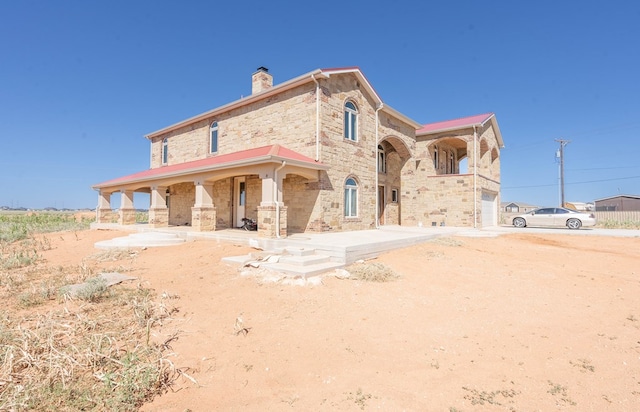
[93,67,504,238]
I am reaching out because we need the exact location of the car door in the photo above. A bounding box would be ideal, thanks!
[553,208,571,226]
[529,208,556,227]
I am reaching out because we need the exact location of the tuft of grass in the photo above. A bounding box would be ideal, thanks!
[346,262,399,282]
[462,386,519,406]
[570,358,595,373]
[73,276,110,302]
[345,388,373,410]
[547,381,576,405]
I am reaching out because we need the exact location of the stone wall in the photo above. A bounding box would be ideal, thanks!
[168,182,194,226]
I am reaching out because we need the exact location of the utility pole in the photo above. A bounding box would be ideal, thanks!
[555,139,570,207]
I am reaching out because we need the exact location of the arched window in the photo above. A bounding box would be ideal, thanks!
[210,121,218,154]
[378,144,386,173]
[344,101,358,141]
[433,145,438,170]
[162,138,168,165]
[344,177,358,217]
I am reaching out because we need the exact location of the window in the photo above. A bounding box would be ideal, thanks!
[378,144,386,173]
[433,145,438,170]
[344,177,358,217]
[162,138,168,165]
[210,121,218,154]
[344,101,358,141]
[391,189,398,203]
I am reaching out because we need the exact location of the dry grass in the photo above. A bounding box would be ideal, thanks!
[346,261,399,282]
[0,218,187,411]
[0,287,183,411]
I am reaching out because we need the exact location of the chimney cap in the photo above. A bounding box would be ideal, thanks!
[255,66,269,73]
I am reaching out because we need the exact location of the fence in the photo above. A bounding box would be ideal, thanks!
[594,211,640,228]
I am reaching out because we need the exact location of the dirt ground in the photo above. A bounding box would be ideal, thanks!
[38,229,640,411]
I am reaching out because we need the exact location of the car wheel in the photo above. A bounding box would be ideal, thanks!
[567,218,582,229]
[513,217,526,228]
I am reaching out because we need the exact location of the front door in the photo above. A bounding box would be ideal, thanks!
[378,185,385,225]
[234,177,246,228]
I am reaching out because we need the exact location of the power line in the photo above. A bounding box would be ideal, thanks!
[503,175,640,190]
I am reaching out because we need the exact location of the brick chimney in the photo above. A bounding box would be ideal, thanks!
[252,66,273,94]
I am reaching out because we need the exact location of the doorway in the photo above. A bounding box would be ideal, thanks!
[378,185,385,225]
[233,177,246,228]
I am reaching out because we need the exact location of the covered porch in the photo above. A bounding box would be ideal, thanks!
[92,145,328,238]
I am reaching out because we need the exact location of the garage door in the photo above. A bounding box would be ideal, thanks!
[481,191,497,227]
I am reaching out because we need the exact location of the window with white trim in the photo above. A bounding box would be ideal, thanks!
[162,138,168,165]
[344,177,358,217]
[391,189,398,203]
[210,121,218,154]
[344,101,358,141]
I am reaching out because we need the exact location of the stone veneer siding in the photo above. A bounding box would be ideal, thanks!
[138,72,501,233]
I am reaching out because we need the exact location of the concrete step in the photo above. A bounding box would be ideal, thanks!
[222,249,343,278]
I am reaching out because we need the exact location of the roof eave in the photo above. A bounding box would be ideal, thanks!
[92,156,328,190]
[416,114,505,148]
[145,69,328,139]
[381,104,422,129]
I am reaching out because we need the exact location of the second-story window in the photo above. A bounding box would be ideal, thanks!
[210,121,218,154]
[378,145,386,173]
[344,101,358,141]
[162,138,168,165]
[433,145,438,170]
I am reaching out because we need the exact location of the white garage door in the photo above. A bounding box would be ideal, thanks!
[481,191,497,227]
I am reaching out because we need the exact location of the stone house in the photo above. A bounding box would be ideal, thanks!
[93,67,504,238]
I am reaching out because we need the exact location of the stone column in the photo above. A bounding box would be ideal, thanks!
[96,190,117,223]
[149,185,169,228]
[118,190,136,225]
[191,181,216,231]
[257,172,287,238]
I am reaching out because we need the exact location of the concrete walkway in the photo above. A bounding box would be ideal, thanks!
[90,222,639,277]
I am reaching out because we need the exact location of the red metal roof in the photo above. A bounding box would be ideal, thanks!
[93,144,325,189]
[416,113,495,134]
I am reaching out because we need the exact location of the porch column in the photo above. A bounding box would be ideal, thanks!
[96,190,117,223]
[149,185,169,228]
[118,190,136,225]
[191,181,216,231]
[257,172,287,238]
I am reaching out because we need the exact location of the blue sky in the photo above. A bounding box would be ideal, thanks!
[1,0,639,209]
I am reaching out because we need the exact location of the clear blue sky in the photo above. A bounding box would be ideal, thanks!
[1,0,639,209]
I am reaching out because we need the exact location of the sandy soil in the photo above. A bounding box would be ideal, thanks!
[39,229,640,411]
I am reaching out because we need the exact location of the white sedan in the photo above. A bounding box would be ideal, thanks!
[512,207,597,230]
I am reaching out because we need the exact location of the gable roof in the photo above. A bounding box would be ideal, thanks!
[92,144,327,189]
[145,67,422,139]
[416,112,504,148]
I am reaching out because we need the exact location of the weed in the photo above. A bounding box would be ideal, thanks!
[570,358,595,372]
[345,388,372,410]
[462,386,519,406]
[547,381,576,405]
[73,276,109,302]
[0,212,93,243]
[0,286,185,411]
[346,262,399,282]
